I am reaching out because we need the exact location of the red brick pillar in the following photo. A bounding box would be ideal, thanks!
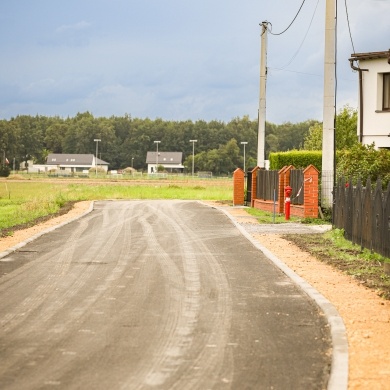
[303,165,319,218]
[250,166,260,207]
[233,168,245,206]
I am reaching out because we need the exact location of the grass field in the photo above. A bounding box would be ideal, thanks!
[0,178,233,231]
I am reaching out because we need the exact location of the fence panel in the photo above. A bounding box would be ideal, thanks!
[384,184,390,258]
[351,181,363,246]
[333,178,346,229]
[256,170,279,201]
[246,171,252,204]
[361,180,373,251]
[333,178,390,258]
[372,183,384,256]
[290,169,304,205]
[344,179,354,241]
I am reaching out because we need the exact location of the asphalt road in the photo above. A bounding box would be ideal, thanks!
[0,200,331,389]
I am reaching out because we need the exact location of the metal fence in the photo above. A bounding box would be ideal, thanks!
[333,178,390,258]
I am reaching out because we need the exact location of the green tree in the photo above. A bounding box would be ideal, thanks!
[337,143,390,186]
[44,122,67,153]
[303,123,323,150]
[303,105,358,151]
[335,105,358,149]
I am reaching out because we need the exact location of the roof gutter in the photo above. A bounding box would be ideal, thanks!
[349,59,368,143]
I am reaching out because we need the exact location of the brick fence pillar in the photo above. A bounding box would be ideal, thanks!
[250,166,260,207]
[233,168,245,206]
[303,164,319,218]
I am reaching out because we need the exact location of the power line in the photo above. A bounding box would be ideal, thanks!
[268,67,322,77]
[344,0,356,54]
[268,67,356,82]
[269,0,308,36]
[277,0,321,69]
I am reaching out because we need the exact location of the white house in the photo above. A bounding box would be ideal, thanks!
[349,50,390,149]
[146,152,184,174]
[46,153,109,173]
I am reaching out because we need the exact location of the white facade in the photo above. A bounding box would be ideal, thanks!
[145,152,184,174]
[350,51,390,149]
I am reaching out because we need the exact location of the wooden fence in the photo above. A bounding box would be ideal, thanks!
[256,169,304,205]
[333,178,390,258]
[256,169,279,201]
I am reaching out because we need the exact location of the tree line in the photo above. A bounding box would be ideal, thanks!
[0,107,358,175]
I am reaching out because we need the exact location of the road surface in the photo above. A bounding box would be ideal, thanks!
[0,200,331,389]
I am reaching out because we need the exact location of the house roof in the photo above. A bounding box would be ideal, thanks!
[46,153,109,166]
[349,50,390,62]
[146,152,183,164]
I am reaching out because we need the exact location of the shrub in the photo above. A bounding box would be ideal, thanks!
[269,150,322,170]
[0,165,11,177]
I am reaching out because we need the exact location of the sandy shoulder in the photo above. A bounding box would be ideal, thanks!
[254,234,390,390]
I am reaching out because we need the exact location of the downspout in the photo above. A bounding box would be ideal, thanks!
[349,59,368,143]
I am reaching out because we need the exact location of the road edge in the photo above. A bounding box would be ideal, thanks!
[214,204,349,390]
[0,201,95,260]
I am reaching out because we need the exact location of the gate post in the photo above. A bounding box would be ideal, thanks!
[250,166,260,207]
[233,168,245,206]
[303,165,319,218]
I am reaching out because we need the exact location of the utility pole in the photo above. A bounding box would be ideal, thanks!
[154,140,161,173]
[189,140,197,177]
[241,141,248,173]
[257,21,268,168]
[94,138,101,177]
[321,0,336,208]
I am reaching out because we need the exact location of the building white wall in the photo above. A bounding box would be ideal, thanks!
[360,58,390,148]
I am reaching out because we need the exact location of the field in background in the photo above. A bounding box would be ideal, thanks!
[0,177,232,231]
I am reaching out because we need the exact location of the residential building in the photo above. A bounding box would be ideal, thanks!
[146,152,184,174]
[46,153,109,172]
[349,50,390,149]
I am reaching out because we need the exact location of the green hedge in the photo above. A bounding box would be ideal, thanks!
[269,150,322,170]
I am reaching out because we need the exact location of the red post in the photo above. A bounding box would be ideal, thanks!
[284,185,292,220]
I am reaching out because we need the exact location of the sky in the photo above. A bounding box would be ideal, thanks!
[0,0,389,124]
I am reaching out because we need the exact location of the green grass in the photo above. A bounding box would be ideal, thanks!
[246,207,299,223]
[285,228,390,299]
[245,207,330,224]
[0,180,232,231]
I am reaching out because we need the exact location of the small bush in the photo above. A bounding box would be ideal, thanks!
[0,165,11,177]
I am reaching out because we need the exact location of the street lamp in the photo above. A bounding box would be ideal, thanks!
[241,142,248,173]
[189,139,197,177]
[154,140,161,173]
[94,138,101,176]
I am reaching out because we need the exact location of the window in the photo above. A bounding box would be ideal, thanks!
[383,73,390,111]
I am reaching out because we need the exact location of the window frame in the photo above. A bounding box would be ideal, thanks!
[383,72,390,111]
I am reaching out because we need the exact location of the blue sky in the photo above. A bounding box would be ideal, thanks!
[0,0,389,124]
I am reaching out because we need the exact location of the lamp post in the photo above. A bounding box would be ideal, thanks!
[189,139,197,177]
[94,138,101,176]
[241,141,248,173]
[154,141,161,173]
